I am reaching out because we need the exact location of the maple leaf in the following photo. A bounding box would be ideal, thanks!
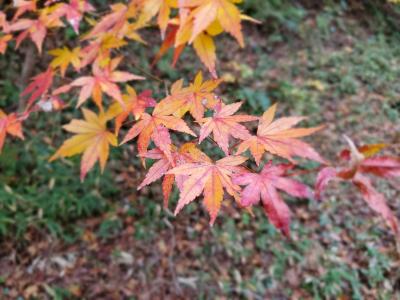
[121,98,196,160]
[9,6,64,52]
[236,103,325,165]
[153,15,219,76]
[152,25,181,66]
[107,85,156,134]
[12,0,37,21]
[138,148,174,206]
[9,18,47,52]
[234,162,313,236]
[339,143,387,162]
[79,33,128,68]
[315,137,400,235]
[199,101,258,155]
[188,0,244,47]
[58,0,95,33]
[137,143,208,207]
[48,46,81,77]
[172,12,221,76]
[54,57,144,109]
[193,33,217,78]
[175,71,221,121]
[139,0,178,38]
[83,3,137,40]
[152,2,248,77]
[157,71,221,122]
[21,68,54,109]
[82,5,145,47]
[0,35,12,54]
[168,155,247,225]
[358,156,400,178]
[0,110,24,153]
[50,108,117,181]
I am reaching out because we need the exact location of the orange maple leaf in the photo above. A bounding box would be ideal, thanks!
[188,0,244,47]
[121,98,196,162]
[199,101,258,155]
[0,110,24,153]
[138,0,178,38]
[176,71,221,120]
[138,142,209,207]
[236,104,325,165]
[168,155,247,225]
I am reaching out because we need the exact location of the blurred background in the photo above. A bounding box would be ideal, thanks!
[0,0,400,299]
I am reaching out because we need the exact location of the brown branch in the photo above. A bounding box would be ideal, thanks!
[18,44,37,112]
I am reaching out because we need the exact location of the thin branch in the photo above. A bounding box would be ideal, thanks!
[18,44,37,112]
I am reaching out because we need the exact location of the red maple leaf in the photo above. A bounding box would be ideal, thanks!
[234,162,313,236]
[21,68,54,109]
[315,137,400,235]
[107,86,156,134]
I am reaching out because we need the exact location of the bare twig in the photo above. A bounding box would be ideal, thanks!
[18,44,37,112]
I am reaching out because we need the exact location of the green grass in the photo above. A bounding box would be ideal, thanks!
[0,112,120,241]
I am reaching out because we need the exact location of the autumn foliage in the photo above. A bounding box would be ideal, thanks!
[0,0,399,238]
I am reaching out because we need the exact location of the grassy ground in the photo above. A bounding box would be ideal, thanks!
[1,1,400,299]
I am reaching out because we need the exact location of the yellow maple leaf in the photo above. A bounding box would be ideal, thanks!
[48,47,81,77]
[189,0,244,47]
[171,71,222,120]
[193,33,216,77]
[50,109,117,181]
[138,0,178,38]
